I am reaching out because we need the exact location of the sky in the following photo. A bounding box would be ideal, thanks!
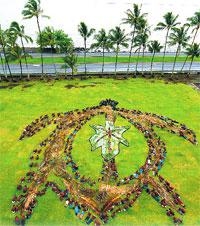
[0,0,199,50]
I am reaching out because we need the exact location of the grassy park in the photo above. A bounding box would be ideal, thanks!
[0,78,199,225]
[3,55,200,65]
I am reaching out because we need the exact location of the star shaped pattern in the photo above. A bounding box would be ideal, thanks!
[90,121,129,160]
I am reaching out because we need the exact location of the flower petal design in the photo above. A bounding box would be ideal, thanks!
[90,121,129,160]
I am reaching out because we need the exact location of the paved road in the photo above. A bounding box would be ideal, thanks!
[0,62,199,75]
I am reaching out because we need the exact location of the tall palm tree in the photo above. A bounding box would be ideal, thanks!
[155,12,180,73]
[0,25,12,79]
[6,44,29,79]
[168,25,190,75]
[148,40,163,76]
[134,32,149,76]
[22,0,49,77]
[9,21,33,79]
[91,29,111,74]
[134,18,150,76]
[187,11,200,44]
[109,26,129,76]
[78,22,95,77]
[0,50,6,76]
[184,43,200,76]
[181,11,200,71]
[122,3,147,75]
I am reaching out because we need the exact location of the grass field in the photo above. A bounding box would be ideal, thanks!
[2,55,200,65]
[0,78,199,226]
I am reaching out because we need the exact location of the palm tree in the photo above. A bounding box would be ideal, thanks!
[6,44,30,79]
[134,32,149,76]
[9,21,33,79]
[0,50,6,77]
[148,40,163,76]
[0,25,12,79]
[187,11,200,44]
[62,50,78,78]
[181,11,200,71]
[91,29,111,74]
[22,0,49,77]
[122,3,147,76]
[109,26,129,76]
[168,25,190,75]
[133,18,150,76]
[184,43,200,76]
[0,42,6,77]
[78,22,95,77]
[155,12,180,74]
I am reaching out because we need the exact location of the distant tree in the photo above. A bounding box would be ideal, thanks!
[184,43,200,76]
[122,3,147,76]
[109,26,129,76]
[54,30,73,53]
[134,18,150,76]
[62,49,78,78]
[0,25,12,78]
[6,44,30,79]
[0,50,5,77]
[122,3,147,75]
[37,26,57,73]
[155,12,180,74]
[22,0,50,77]
[91,29,111,74]
[187,11,200,44]
[148,40,163,76]
[168,25,190,75]
[181,11,200,71]
[78,22,95,77]
[9,21,33,79]
[0,30,6,77]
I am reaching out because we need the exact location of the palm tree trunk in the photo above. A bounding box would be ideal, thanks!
[114,45,119,77]
[181,54,188,72]
[84,37,87,78]
[102,46,105,74]
[135,47,141,77]
[191,27,199,45]
[64,52,67,78]
[188,56,194,76]
[172,45,180,75]
[19,59,23,79]
[36,16,44,77]
[150,52,155,76]
[0,25,12,79]
[20,37,30,79]
[72,68,74,77]
[51,45,57,75]
[0,51,6,76]
[162,29,169,74]
[181,28,199,72]
[2,45,12,79]
[141,47,145,76]
[127,28,136,76]
[64,64,67,78]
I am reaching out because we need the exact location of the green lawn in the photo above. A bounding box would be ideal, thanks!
[3,55,200,65]
[0,78,199,226]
